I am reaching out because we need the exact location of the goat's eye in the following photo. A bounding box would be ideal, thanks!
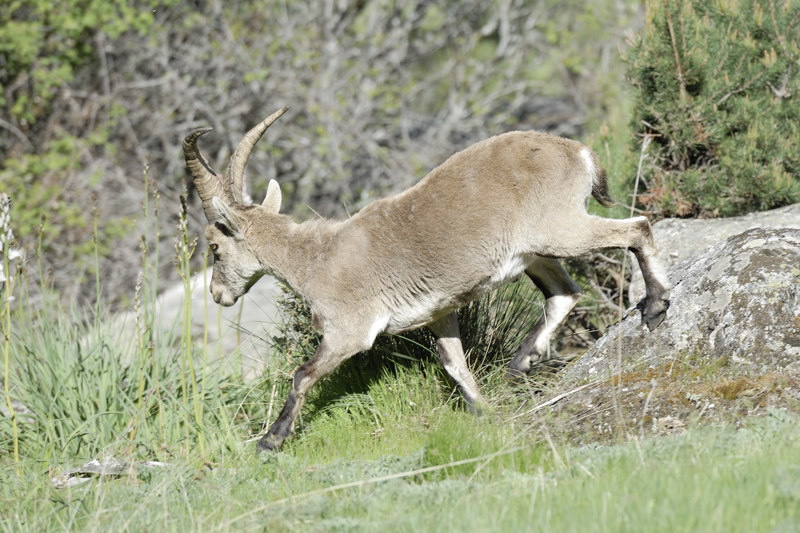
[210,243,218,251]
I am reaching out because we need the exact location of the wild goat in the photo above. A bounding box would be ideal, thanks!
[183,107,670,451]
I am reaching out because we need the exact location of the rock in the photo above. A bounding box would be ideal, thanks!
[109,268,283,378]
[629,203,800,301]
[51,458,170,489]
[566,227,800,383]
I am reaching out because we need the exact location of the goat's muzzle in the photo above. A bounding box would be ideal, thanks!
[210,284,237,307]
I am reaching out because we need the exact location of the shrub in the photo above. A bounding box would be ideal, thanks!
[625,0,800,217]
[266,279,544,423]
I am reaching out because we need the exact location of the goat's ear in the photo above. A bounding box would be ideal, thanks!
[210,196,243,239]
[262,179,282,213]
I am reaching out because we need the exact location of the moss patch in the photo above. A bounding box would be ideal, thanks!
[527,357,800,446]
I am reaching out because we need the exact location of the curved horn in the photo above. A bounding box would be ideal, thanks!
[183,127,230,221]
[226,106,289,205]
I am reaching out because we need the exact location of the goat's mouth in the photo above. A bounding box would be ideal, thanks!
[215,294,237,307]
[211,287,238,307]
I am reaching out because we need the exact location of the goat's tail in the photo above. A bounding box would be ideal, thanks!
[591,167,615,208]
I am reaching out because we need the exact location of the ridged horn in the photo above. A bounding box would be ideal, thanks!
[225,106,289,205]
[183,126,229,221]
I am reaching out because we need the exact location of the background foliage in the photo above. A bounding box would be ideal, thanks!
[625,0,800,217]
[1,0,640,311]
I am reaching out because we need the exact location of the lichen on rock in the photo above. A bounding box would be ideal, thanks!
[568,227,800,383]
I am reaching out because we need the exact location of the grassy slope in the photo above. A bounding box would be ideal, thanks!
[3,403,799,532]
[2,19,797,524]
[2,303,799,532]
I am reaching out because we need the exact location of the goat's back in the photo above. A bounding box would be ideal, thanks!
[355,130,596,246]
[315,131,600,331]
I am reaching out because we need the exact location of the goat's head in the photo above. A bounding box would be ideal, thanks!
[183,107,288,306]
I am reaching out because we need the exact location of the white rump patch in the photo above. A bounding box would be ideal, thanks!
[580,148,596,177]
[579,148,598,206]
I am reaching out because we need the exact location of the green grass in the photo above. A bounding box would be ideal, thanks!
[2,294,799,532]
[3,361,799,533]
[2,181,798,532]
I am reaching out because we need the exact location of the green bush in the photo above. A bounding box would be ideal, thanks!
[0,0,168,309]
[0,0,159,124]
[267,279,544,427]
[625,0,800,217]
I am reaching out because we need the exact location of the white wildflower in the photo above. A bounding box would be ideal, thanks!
[0,193,22,292]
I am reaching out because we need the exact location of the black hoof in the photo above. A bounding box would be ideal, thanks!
[505,367,530,384]
[465,397,492,417]
[257,434,284,452]
[531,357,570,374]
[507,353,532,382]
[639,293,670,331]
[644,308,667,330]
[467,403,485,416]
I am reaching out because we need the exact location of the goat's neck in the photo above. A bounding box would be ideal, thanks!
[266,216,343,293]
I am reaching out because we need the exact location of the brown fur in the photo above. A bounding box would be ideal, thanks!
[184,109,671,451]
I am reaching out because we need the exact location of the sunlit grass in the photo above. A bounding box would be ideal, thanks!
[2,274,799,532]
[3,374,798,533]
[2,145,798,533]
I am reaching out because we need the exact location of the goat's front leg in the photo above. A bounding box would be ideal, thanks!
[428,313,486,412]
[258,333,364,451]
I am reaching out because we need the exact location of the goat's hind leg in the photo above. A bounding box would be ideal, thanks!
[593,216,670,330]
[508,256,582,378]
[630,244,670,329]
[549,215,670,331]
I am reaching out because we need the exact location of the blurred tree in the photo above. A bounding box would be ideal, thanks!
[1,0,640,310]
[1,0,167,305]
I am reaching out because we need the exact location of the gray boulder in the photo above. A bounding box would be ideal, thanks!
[108,268,283,378]
[566,227,800,383]
[629,203,800,301]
